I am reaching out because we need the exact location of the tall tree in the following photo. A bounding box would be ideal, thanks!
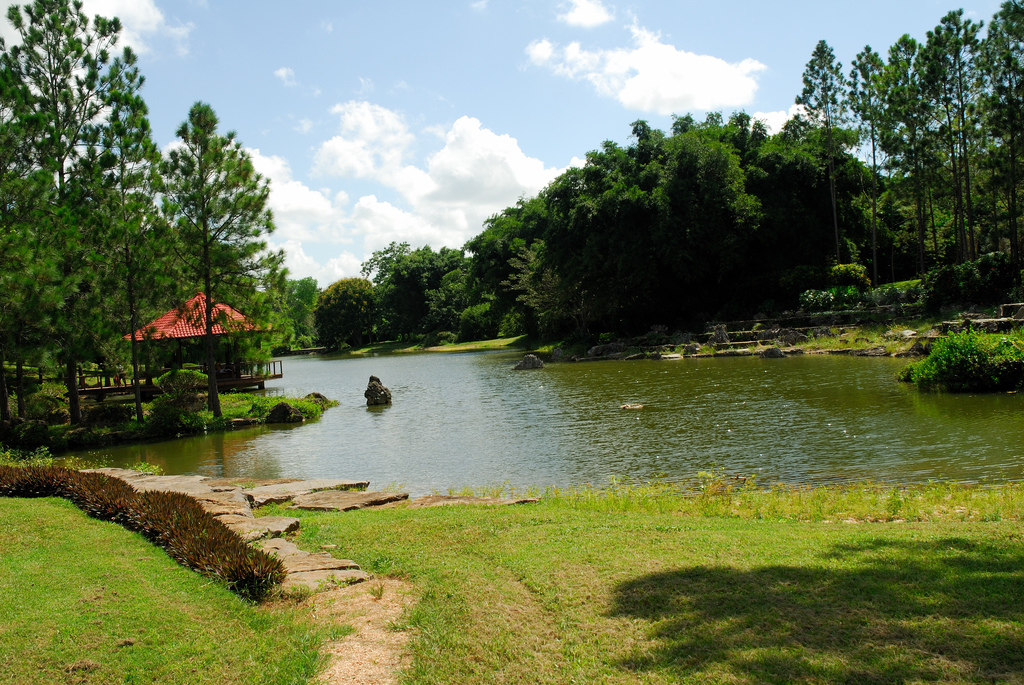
[882,35,933,275]
[4,0,122,424]
[97,46,168,422]
[0,35,44,421]
[850,46,886,285]
[984,2,1024,273]
[797,40,849,262]
[923,10,983,262]
[161,102,281,418]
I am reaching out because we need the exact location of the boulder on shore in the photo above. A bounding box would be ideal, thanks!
[707,324,730,346]
[365,375,392,406]
[267,402,304,424]
[514,354,545,370]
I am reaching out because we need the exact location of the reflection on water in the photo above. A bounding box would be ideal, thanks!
[68,352,1024,496]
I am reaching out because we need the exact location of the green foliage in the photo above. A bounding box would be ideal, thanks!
[360,243,467,340]
[459,302,495,341]
[156,369,208,395]
[145,401,205,437]
[864,282,924,306]
[82,402,134,427]
[900,330,1024,391]
[0,445,52,467]
[314,277,375,349]
[25,382,68,423]
[285,276,319,341]
[829,263,871,289]
[779,265,828,295]
[923,252,1017,309]
[161,101,283,418]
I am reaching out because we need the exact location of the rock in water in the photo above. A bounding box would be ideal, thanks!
[365,376,392,406]
[514,354,545,370]
[267,402,304,423]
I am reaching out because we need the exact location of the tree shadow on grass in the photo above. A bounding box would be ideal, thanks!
[608,537,1024,683]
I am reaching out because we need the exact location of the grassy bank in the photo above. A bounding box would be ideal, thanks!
[338,335,530,356]
[7,477,1018,683]
[0,392,337,455]
[0,497,336,685]
[277,481,1024,683]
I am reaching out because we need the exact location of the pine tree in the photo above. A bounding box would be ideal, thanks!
[161,102,282,417]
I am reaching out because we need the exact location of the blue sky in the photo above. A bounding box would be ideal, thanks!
[2,0,1007,284]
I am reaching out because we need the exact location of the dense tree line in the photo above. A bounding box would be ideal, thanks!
[0,0,281,422]
[313,2,1024,347]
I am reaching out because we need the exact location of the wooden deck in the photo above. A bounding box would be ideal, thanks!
[75,361,283,401]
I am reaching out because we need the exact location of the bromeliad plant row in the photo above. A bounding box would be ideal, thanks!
[0,465,284,600]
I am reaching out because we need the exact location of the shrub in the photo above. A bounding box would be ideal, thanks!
[26,382,69,424]
[899,330,1024,392]
[13,420,52,450]
[780,265,828,295]
[156,369,208,395]
[865,283,924,306]
[145,402,206,437]
[83,403,134,427]
[924,252,1017,309]
[799,286,862,312]
[829,263,872,289]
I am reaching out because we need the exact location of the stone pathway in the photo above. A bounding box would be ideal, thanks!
[86,469,382,591]
[86,469,541,594]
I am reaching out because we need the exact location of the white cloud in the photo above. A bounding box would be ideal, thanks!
[274,67,297,87]
[295,118,314,134]
[320,20,333,33]
[558,0,613,28]
[312,102,565,254]
[272,240,361,284]
[471,0,489,10]
[527,23,766,114]
[356,77,375,96]
[314,101,417,181]
[83,0,192,55]
[249,149,350,244]
[3,0,192,54]
[753,104,805,134]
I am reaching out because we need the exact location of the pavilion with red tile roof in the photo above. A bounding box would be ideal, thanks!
[124,292,257,341]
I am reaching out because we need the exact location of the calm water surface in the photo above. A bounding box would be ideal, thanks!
[71,352,1024,495]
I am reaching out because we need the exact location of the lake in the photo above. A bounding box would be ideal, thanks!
[68,351,1024,496]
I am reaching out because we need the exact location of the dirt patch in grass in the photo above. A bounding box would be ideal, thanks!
[307,579,417,685]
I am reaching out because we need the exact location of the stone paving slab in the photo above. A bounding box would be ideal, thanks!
[188,489,254,518]
[258,538,362,571]
[216,514,300,542]
[243,479,371,507]
[281,569,371,591]
[406,495,540,509]
[85,468,374,594]
[289,490,409,512]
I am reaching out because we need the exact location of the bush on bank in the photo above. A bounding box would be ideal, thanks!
[898,330,1024,392]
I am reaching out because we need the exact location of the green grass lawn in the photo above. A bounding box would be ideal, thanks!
[0,497,333,685]
[282,487,1024,684]
[5,483,1024,684]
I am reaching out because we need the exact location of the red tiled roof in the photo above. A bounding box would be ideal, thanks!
[124,292,257,341]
